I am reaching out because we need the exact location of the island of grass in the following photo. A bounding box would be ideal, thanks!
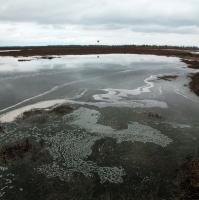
[157,75,178,81]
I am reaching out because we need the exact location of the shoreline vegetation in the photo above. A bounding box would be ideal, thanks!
[174,154,199,199]
[188,73,199,96]
[0,45,198,60]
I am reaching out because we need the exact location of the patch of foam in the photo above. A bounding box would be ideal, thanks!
[37,131,125,184]
[36,107,171,184]
[0,172,15,198]
[166,122,191,129]
[0,166,8,171]
[0,106,172,185]
[65,107,172,147]
[93,75,156,101]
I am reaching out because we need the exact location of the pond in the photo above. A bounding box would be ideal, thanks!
[0,54,199,199]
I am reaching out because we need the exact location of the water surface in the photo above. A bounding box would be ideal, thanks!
[0,54,199,199]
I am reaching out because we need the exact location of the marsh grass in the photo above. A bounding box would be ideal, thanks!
[174,153,199,199]
[48,105,73,114]
[188,72,199,96]
[157,75,178,81]
[0,139,45,164]
[181,59,199,69]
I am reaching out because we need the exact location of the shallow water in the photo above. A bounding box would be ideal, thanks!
[0,54,199,199]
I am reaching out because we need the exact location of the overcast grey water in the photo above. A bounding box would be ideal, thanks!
[0,54,199,199]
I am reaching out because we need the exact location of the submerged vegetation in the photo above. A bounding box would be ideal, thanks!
[0,139,45,164]
[157,75,178,81]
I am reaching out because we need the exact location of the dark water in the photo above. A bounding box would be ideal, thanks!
[0,54,199,199]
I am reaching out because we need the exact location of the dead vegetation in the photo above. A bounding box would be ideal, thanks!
[181,59,199,69]
[48,105,73,114]
[188,73,199,96]
[174,154,199,199]
[21,105,73,123]
[134,110,165,120]
[0,139,46,164]
[157,75,178,81]
[0,45,198,59]
[39,56,60,60]
[18,59,32,62]
[148,112,165,120]
[0,124,4,132]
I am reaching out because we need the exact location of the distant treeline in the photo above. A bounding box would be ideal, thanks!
[48,44,199,49]
[0,44,198,49]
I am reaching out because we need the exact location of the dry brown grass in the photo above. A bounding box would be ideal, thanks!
[48,105,73,114]
[181,59,199,69]
[188,73,199,96]
[174,155,199,199]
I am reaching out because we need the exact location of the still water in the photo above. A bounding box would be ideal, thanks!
[0,54,199,199]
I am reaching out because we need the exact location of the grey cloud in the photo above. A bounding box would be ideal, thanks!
[6,27,17,31]
[0,0,198,30]
[0,0,199,46]
[131,25,199,34]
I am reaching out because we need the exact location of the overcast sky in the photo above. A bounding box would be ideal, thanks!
[0,0,199,46]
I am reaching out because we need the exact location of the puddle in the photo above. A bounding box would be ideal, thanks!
[0,50,21,52]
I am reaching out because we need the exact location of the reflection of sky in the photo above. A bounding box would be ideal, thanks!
[0,54,182,73]
[0,50,21,52]
[0,54,198,118]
